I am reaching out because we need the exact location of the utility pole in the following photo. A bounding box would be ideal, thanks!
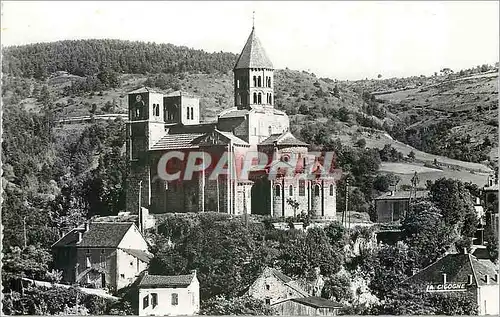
[138,180,142,233]
[23,216,27,249]
[344,179,349,228]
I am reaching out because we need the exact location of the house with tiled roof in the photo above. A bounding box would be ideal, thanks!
[272,296,343,316]
[126,23,337,219]
[405,249,499,315]
[138,271,199,316]
[246,267,342,315]
[51,221,152,291]
[246,267,309,305]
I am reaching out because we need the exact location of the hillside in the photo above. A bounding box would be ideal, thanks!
[2,39,496,174]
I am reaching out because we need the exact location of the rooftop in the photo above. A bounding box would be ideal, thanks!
[52,222,135,248]
[139,273,195,288]
[290,296,343,309]
[374,190,429,200]
[406,252,499,287]
[234,27,273,70]
[259,131,308,147]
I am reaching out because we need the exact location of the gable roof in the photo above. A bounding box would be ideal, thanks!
[164,90,198,98]
[259,131,308,147]
[139,273,195,288]
[234,27,273,70]
[151,133,204,150]
[120,248,153,263]
[52,222,135,248]
[374,190,429,200]
[128,87,158,94]
[406,252,499,287]
[290,296,343,309]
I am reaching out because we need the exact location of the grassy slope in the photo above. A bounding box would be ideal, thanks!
[373,72,498,160]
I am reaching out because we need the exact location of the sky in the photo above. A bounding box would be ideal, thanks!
[1,1,499,80]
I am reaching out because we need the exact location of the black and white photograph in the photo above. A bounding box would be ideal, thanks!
[1,1,499,315]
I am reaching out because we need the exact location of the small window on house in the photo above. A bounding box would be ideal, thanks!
[130,261,134,266]
[265,284,270,290]
[253,76,257,87]
[269,78,272,87]
[265,298,271,305]
[171,293,179,306]
[143,295,149,309]
[268,126,272,135]
[258,93,262,104]
[314,184,321,196]
[120,274,125,279]
[86,256,91,268]
[289,185,293,196]
[87,249,91,254]
[330,184,334,196]
[258,76,262,87]
[254,127,257,136]
[236,79,240,88]
[269,93,272,105]
[299,180,305,196]
[151,293,158,308]
[253,93,257,104]
[186,108,190,120]
[275,185,281,197]
[190,107,194,120]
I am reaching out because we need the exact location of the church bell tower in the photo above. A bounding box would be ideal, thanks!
[233,24,274,110]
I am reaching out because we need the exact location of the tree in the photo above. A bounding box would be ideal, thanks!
[408,150,416,160]
[355,139,366,148]
[321,275,353,303]
[200,295,274,315]
[373,174,401,192]
[338,107,350,122]
[428,178,476,227]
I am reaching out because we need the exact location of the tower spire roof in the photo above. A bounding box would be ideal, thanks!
[234,26,273,70]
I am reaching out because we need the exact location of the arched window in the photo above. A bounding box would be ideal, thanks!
[258,76,262,87]
[269,77,272,87]
[269,93,272,105]
[258,93,262,104]
[268,126,272,135]
[329,184,334,196]
[253,93,257,104]
[314,184,321,196]
[289,185,293,196]
[274,185,281,197]
[253,76,257,87]
[299,180,306,196]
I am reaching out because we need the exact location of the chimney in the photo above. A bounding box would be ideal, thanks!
[467,274,473,285]
[442,273,447,284]
[485,274,489,284]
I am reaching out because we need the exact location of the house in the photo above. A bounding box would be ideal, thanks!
[374,190,429,223]
[138,271,199,316]
[405,249,499,315]
[126,24,337,220]
[51,222,152,291]
[246,267,309,305]
[483,175,498,237]
[272,296,342,316]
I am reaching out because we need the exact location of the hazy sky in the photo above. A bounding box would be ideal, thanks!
[1,1,499,80]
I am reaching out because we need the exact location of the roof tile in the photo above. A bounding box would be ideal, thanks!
[234,28,273,70]
[139,274,194,288]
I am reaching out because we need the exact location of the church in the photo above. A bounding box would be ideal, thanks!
[125,25,337,219]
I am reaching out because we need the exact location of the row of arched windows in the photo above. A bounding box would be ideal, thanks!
[253,92,273,105]
[252,75,272,88]
[274,183,335,197]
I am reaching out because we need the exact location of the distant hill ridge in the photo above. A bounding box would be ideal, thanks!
[2,39,238,78]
